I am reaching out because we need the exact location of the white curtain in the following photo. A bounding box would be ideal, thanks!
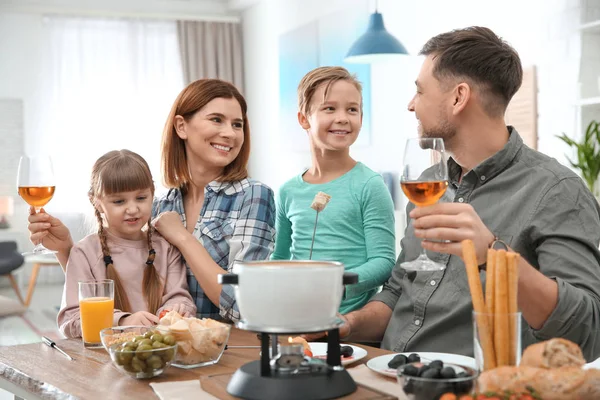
[35,17,184,212]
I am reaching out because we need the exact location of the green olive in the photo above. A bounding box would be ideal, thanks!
[135,344,153,360]
[130,356,146,372]
[134,335,145,342]
[123,364,136,373]
[126,341,139,349]
[115,351,133,365]
[150,333,164,343]
[152,342,167,356]
[138,339,152,347]
[143,331,154,339]
[161,347,175,362]
[147,355,164,370]
[162,335,176,346]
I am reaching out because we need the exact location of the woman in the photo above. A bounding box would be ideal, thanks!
[27,79,276,322]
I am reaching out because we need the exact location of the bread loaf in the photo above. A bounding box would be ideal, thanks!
[520,338,585,369]
[479,366,600,400]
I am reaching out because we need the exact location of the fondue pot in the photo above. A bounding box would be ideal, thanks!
[218,260,358,332]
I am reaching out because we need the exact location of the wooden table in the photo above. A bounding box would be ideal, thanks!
[0,328,396,400]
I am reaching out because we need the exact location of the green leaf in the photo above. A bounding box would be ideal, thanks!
[558,120,600,195]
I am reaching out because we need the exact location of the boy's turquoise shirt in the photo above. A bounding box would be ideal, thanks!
[271,162,396,313]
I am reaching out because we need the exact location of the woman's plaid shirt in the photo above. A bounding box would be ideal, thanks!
[153,178,276,321]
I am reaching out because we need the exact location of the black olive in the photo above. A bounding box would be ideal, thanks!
[421,367,441,379]
[340,345,354,357]
[402,379,414,394]
[402,364,419,376]
[387,354,408,369]
[407,353,421,363]
[417,364,431,377]
[429,359,444,370]
[440,366,457,379]
[454,372,474,394]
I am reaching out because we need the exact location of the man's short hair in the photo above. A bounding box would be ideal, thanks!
[420,26,523,118]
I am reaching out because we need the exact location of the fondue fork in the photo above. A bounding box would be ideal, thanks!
[309,212,319,260]
[309,192,331,259]
[42,336,75,361]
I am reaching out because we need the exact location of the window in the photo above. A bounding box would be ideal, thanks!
[36,17,183,211]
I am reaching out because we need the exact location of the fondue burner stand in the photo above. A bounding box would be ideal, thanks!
[227,328,357,400]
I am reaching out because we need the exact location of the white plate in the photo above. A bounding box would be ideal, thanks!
[309,343,367,366]
[585,357,600,370]
[366,352,477,378]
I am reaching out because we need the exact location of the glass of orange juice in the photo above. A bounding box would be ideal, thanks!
[79,280,114,348]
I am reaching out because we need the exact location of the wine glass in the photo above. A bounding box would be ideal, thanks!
[17,156,57,255]
[400,137,449,271]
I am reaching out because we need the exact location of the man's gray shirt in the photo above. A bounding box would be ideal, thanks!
[372,127,600,361]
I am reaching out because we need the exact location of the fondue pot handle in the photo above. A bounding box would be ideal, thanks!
[343,272,359,285]
[218,274,238,285]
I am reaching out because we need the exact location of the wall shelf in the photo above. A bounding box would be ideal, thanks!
[577,97,600,107]
[579,20,600,33]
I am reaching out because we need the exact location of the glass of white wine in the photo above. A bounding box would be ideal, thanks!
[400,137,449,271]
[17,156,57,255]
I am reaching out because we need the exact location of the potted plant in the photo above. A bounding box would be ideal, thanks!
[556,120,600,196]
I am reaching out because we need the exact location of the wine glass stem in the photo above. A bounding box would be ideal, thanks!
[33,208,44,247]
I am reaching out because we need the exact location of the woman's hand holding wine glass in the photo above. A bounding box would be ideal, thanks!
[27,206,73,253]
[17,156,58,255]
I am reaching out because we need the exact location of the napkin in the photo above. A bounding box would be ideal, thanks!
[347,364,406,399]
[150,380,219,400]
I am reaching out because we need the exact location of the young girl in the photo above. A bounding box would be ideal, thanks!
[57,150,196,338]
[271,66,396,314]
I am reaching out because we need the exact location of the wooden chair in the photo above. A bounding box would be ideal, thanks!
[0,241,25,304]
[24,255,62,307]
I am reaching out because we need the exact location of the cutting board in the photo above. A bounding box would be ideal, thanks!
[200,373,396,400]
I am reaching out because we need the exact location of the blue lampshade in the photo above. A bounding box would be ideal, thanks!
[345,12,408,63]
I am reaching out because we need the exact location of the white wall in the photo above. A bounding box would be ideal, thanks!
[242,0,587,207]
[0,13,46,158]
[0,13,46,236]
[240,0,590,250]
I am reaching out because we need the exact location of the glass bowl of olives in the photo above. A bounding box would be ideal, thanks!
[396,358,479,400]
[103,326,178,379]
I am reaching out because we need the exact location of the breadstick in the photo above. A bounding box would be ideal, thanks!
[485,249,496,338]
[507,252,520,366]
[462,240,496,370]
[494,250,509,367]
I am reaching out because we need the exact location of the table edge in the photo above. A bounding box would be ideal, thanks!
[0,360,76,400]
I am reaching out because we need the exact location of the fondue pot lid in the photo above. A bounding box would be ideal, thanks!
[235,260,344,268]
[236,318,346,335]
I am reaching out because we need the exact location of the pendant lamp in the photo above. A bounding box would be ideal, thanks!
[345,4,408,63]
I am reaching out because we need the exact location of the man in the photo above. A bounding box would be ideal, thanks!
[326,26,600,360]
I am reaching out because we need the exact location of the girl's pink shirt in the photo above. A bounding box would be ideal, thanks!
[57,230,196,338]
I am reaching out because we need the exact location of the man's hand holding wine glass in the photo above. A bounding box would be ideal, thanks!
[400,137,450,271]
[410,202,495,265]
